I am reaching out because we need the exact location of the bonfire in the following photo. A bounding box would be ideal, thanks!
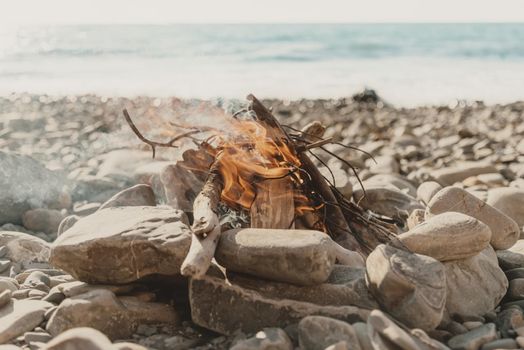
[122,94,396,278]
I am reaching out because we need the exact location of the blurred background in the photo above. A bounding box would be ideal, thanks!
[1,0,524,106]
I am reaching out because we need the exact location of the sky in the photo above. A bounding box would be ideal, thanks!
[1,0,524,25]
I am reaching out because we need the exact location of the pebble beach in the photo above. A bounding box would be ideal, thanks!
[1,91,524,349]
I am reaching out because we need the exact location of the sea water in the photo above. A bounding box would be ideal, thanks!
[1,23,523,106]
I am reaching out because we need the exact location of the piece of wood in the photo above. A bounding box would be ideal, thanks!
[180,161,224,277]
[250,178,295,229]
[247,95,296,229]
[247,95,359,247]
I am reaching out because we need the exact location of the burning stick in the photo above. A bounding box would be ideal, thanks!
[247,95,361,251]
[181,158,224,277]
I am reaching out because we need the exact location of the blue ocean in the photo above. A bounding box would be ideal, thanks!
[1,23,524,105]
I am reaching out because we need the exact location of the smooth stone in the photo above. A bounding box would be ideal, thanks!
[367,309,428,350]
[23,331,52,344]
[21,209,65,235]
[352,186,423,220]
[0,290,11,308]
[427,187,520,250]
[417,181,444,205]
[407,209,425,230]
[0,231,50,266]
[363,174,417,197]
[365,244,446,330]
[21,271,51,292]
[398,212,491,261]
[497,240,524,270]
[462,322,483,331]
[227,265,378,309]
[298,316,361,350]
[46,289,179,340]
[486,187,524,228]
[495,308,524,338]
[447,323,497,350]
[444,246,507,318]
[56,215,79,236]
[11,290,30,299]
[0,152,68,225]
[479,338,518,350]
[231,328,293,350]
[0,299,53,343]
[476,173,506,187]
[367,155,399,174]
[432,162,497,186]
[57,281,136,298]
[507,278,524,300]
[352,322,373,350]
[50,206,191,284]
[189,273,368,336]
[505,267,524,280]
[215,228,335,286]
[44,327,114,350]
[98,184,156,211]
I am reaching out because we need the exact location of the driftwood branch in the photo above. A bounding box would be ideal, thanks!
[180,158,224,277]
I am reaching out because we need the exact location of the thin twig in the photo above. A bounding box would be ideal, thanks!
[296,137,334,152]
[319,145,366,199]
[123,109,200,158]
[308,150,336,188]
[283,124,377,163]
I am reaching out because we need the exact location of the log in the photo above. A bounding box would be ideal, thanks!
[180,161,224,277]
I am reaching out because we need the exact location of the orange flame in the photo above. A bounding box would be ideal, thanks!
[211,118,303,211]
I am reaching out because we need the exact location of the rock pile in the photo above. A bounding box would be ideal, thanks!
[2,93,524,349]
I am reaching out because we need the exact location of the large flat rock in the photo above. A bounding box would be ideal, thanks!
[215,228,336,286]
[227,265,378,310]
[189,272,369,335]
[50,206,191,284]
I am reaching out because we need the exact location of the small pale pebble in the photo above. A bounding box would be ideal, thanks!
[0,246,8,258]
[24,331,52,344]
[28,289,47,299]
[11,289,30,299]
[0,277,18,293]
[0,260,11,273]
[0,289,11,308]
[463,321,484,330]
